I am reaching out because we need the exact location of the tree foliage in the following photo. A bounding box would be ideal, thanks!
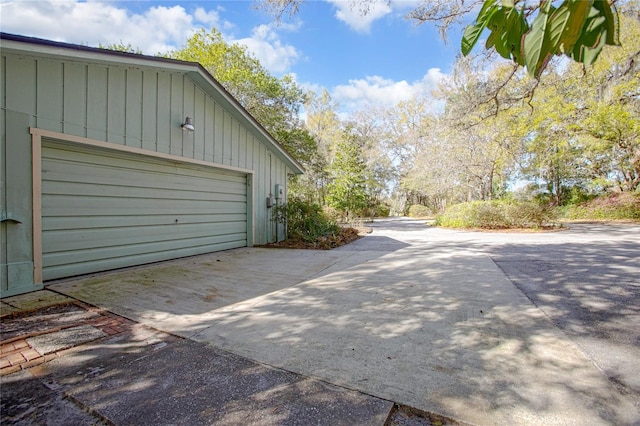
[326,126,369,216]
[462,0,621,79]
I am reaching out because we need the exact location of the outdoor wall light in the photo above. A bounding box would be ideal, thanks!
[181,117,195,132]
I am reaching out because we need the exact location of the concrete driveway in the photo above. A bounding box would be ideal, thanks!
[51,218,640,425]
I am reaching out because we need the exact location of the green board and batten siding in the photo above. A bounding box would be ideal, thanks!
[1,35,303,297]
[41,140,248,280]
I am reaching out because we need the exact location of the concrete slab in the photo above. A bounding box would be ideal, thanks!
[52,248,350,338]
[27,325,106,354]
[48,218,640,425]
[26,326,392,425]
[0,369,109,425]
[190,246,637,425]
[1,290,74,315]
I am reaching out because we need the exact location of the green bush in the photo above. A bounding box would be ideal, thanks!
[435,200,557,229]
[273,197,340,242]
[407,204,431,218]
[563,193,640,220]
[505,201,557,228]
[359,203,390,218]
[373,203,391,218]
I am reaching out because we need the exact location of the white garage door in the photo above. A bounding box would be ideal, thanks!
[41,140,248,281]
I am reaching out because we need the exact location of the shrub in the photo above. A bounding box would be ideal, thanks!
[436,200,557,229]
[272,197,340,243]
[358,203,391,218]
[407,204,431,218]
[505,201,557,228]
[373,203,391,218]
[563,193,640,220]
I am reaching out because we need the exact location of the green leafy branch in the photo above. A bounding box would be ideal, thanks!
[462,0,621,79]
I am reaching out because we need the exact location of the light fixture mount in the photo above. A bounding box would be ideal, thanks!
[181,117,195,131]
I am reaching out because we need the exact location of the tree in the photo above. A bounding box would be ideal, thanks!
[297,89,343,204]
[167,28,313,162]
[515,8,640,197]
[326,127,369,216]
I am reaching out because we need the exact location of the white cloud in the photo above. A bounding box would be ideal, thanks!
[327,0,392,33]
[331,69,446,112]
[0,1,225,54]
[1,1,301,74]
[233,23,302,75]
[193,7,221,27]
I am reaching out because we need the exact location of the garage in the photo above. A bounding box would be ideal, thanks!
[1,34,303,297]
[41,139,248,280]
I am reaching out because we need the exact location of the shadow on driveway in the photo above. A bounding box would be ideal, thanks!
[43,218,640,425]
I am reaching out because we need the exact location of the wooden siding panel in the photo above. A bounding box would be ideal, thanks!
[156,72,171,153]
[214,103,224,162]
[232,119,241,168]
[0,108,5,292]
[170,74,184,156]
[5,56,36,116]
[223,111,232,166]
[86,64,108,141]
[203,97,215,162]
[36,59,63,132]
[1,55,5,110]
[107,67,126,144]
[238,126,247,170]
[125,68,143,148]
[63,62,87,137]
[3,110,35,295]
[182,80,195,159]
[194,88,206,161]
[141,70,158,151]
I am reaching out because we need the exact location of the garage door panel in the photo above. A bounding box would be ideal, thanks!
[44,144,248,179]
[41,140,249,281]
[43,213,246,231]
[42,179,247,201]
[43,181,246,202]
[44,164,246,195]
[44,237,247,279]
[43,221,248,252]
[44,232,247,269]
[43,194,246,215]
[43,148,246,186]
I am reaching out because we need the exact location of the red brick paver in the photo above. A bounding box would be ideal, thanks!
[0,304,134,376]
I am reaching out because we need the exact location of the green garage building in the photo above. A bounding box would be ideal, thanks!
[1,33,303,297]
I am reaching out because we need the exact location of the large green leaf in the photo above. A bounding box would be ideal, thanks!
[461,1,501,56]
[593,0,620,45]
[523,1,554,78]
[503,8,528,65]
[556,0,593,54]
[570,1,619,65]
[462,22,489,56]
[485,7,528,64]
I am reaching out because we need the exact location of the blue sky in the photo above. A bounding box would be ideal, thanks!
[1,0,467,113]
